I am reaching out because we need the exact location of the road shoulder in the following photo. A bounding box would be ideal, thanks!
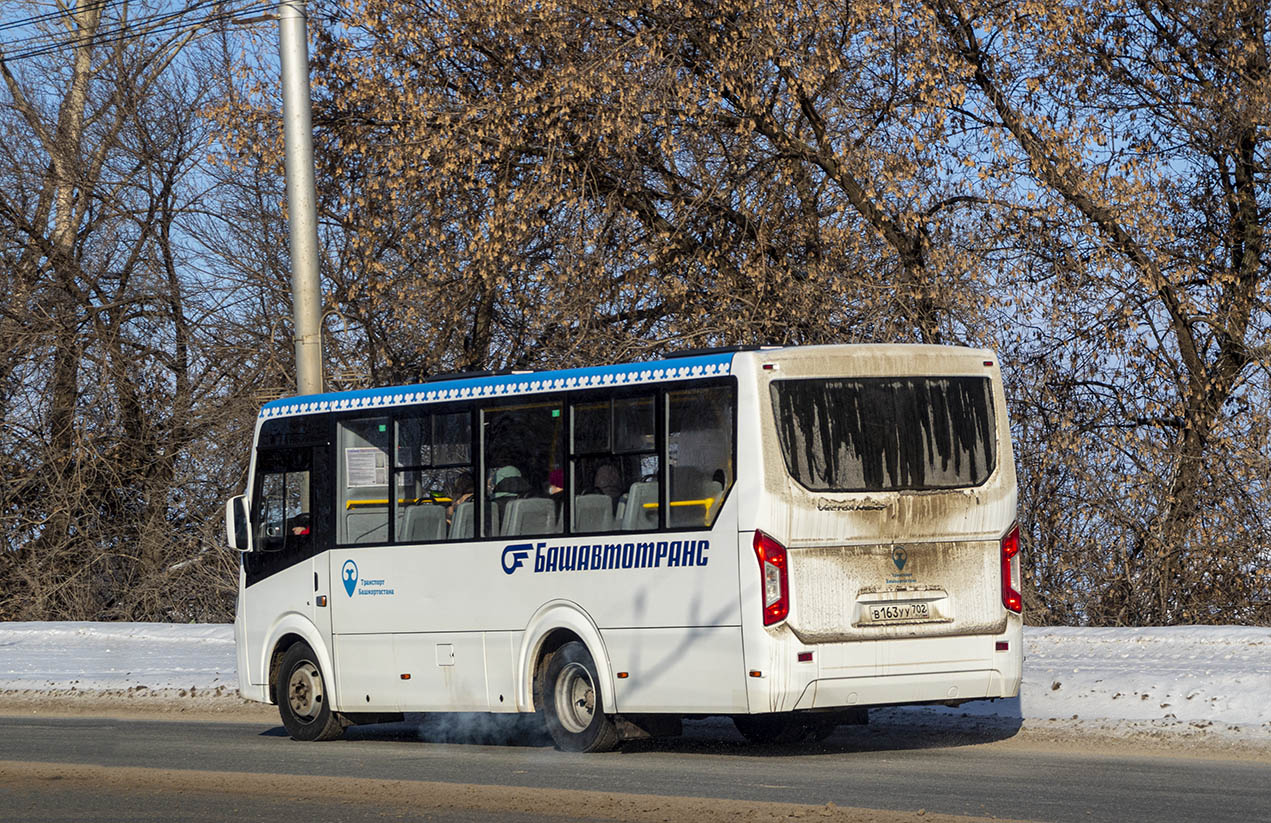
[1,690,1267,763]
[0,759,1030,823]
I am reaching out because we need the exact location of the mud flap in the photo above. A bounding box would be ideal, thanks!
[614,714,683,740]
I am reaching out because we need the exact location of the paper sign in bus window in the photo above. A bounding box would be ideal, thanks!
[346,447,388,487]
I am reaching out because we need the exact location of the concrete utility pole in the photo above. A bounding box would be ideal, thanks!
[278,0,324,396]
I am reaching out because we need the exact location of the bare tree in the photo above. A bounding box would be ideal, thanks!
[0,2,257,621]
[212,0,1269,625]
[18,0,1260,625]
[927,0,1271,624]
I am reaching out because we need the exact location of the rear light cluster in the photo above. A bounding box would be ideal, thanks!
[753,530,789,625]
[1000,524,1022,613]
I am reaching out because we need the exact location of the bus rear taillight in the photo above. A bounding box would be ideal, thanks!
[1001,524,1022,613]
[754,530,789,626]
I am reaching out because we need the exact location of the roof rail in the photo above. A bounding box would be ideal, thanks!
[662,344,772,359]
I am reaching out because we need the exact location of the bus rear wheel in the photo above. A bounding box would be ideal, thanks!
[541,641,619,753]
[276,641,345,741]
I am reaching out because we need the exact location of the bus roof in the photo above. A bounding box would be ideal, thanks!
[258,350,736,420]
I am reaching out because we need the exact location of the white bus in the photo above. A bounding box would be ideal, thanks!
[226,344,1022,751]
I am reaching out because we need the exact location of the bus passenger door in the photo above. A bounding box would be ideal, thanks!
[308,442,335,655]
[243,444,331,686]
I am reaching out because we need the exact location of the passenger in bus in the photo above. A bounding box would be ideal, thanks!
[592,464,623,511]
[548,468,565,518]
[288,512,311,536]
[445,472,474,527]
[490,465,530,526]
[491,465,528,498]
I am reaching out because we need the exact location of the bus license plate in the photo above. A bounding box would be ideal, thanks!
[863,602,935,624]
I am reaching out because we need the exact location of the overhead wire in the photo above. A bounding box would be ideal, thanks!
[2,0,231,53]
[0,0,128,34]
[0,0,270,63]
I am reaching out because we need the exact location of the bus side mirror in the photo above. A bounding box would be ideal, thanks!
[226,495,251,552]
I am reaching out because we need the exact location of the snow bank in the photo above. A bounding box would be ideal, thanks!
[0,621,235,693]
[1017,626,1271,729]
[884,626,1271,740]
[1,622,1268,741]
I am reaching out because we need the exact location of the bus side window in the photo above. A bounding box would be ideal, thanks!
[257,472,287,549]
[253,455,311,553]
[484,398,564,537]
[571,393,658,534]
[667,386,734,528]
[338,418,390,545]
[396,411,473,543]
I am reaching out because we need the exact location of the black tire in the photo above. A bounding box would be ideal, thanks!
[732,713,812,745]
[541,641,619,753]
[275,641,345,741]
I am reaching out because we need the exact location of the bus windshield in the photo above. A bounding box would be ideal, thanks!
[770,376,996,492]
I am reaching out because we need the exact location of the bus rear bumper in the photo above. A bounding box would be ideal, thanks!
[791,667,1019,711]
[748,627,1024,713]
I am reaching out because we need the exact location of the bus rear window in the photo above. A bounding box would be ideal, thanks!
[770,377,996,492]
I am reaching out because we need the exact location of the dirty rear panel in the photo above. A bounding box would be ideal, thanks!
[787,539,1006,643]
[745,345,1017,646]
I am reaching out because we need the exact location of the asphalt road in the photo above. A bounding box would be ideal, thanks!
[0,713,1267,823]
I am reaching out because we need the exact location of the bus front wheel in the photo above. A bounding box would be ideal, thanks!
[276,641,345,742]
[541,641,619,753]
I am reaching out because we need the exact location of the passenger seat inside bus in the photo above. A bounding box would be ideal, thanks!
[399,504,447,542]
[573,494,615,532]
[703,478,724,523]
[502,497,557,535]
[621,481,659,531]
[449,501,498,539]
[346,509,388,544]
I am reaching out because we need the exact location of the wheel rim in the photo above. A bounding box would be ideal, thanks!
[554,661,596,734]
[287,661,324,721]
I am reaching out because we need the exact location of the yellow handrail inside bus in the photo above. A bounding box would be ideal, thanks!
[346,497,451,510]
[641,497,718,525]
[640,498,717,510]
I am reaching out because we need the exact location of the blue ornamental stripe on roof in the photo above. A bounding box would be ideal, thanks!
[259,353,736,419]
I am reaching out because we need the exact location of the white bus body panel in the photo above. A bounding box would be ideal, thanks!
[604,626,748,713]
[325,514,741,714]
[238,560,318,686]
[235,563,340,708]
[233,564,267,702]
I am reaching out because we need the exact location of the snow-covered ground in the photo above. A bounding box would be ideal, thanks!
[1,622,1268,743]
[0,622,237,694]
[877,626,1271,743]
